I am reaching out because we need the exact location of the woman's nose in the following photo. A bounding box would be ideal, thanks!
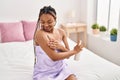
[44,23,49,26]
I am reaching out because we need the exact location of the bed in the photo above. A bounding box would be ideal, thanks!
[0,21,120,80]
[0,39,120,80]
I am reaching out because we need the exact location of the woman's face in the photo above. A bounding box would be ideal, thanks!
[40,14,56,32]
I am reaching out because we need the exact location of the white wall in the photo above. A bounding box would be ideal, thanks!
[0,0,81,27]
[87,34,120,65]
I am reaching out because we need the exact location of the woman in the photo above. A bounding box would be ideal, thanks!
[33,6,83,80]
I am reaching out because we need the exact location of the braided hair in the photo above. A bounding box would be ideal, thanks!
[36,6,56,30]
[39,6,56,20]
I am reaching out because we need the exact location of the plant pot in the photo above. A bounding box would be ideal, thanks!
[110,35,117,41]
[92,29,99,34]
[100,32,106,37]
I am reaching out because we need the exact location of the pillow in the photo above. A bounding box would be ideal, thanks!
[0,29,1,42]
[22,21,37,41]
[0,22,25,43]
[0,40,35,67]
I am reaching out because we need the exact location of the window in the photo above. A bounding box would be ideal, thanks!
[97,0,120,31]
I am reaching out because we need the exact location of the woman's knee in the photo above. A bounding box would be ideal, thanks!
[65,74,77,80]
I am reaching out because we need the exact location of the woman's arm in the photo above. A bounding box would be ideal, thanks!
[47,37,69,52]
[34,30,83,61]
[58,28,70,51]
[58,28,70,58]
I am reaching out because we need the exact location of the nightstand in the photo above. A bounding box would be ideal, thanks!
[60,23,87,47]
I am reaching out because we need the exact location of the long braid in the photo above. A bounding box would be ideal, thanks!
[33,16,40,65]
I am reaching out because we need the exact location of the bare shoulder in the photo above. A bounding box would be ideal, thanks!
[57,28,66,35]
[34,30,48,44]
[35,30,44,39]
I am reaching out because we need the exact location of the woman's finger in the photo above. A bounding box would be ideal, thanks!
[77,40,82,46]
[47,35,51,40]
[47,35,55,42]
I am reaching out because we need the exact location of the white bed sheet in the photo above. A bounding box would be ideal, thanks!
[66,38,120,80]
[0,40,34,80]
[0,39,120,80]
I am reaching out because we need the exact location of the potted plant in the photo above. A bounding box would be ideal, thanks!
[91,23,99,34]
[110,28,117,41]
[99,26,107,37]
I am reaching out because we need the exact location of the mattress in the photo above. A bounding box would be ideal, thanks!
[0,39,120,80]
[66,38,120,80]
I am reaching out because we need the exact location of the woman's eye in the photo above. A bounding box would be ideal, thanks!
[40,20,54,25]
[48,22,52,24]
[40,22,45,24]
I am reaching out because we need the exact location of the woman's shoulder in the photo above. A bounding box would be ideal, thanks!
[57,27,64,31]
[34,30,47,45]
[36,29,43,33]
[34,30,45,40]
[56,28,65,34]
[35,30,44,35]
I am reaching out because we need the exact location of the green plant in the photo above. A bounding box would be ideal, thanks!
[91,23,99,29]
[99,26,107,32]
[110,28,117,35]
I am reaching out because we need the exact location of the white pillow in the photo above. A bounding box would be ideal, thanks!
[0,40,35,67]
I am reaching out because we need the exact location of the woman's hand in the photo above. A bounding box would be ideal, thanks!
[47,37,68,51]
[73,40,84,54]
[48,39,62,50]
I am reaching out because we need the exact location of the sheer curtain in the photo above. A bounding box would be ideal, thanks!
[97,0,120,31]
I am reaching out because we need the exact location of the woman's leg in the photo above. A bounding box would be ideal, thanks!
[65,74,77,80]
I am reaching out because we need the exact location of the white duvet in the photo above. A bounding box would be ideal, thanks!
[0,39,120,80]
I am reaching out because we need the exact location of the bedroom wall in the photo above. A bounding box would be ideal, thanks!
[0,0,81,27]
